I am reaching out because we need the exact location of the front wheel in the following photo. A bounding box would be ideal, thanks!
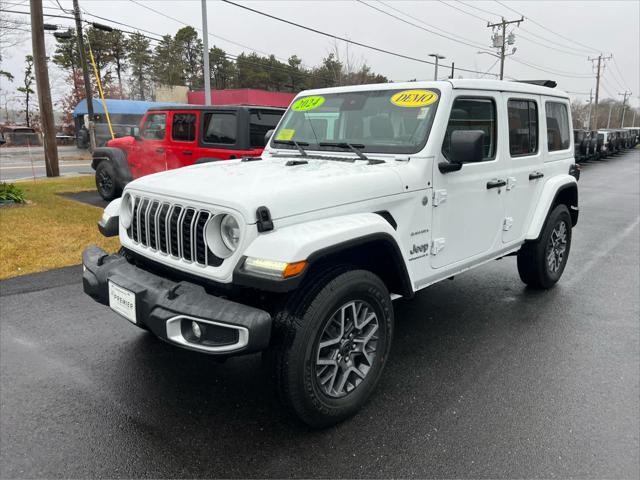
[517,204,572,289]
[95,161,121,201]
[270,269,394,428]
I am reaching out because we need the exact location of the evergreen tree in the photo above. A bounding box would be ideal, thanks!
[126,32,153,100]
[16,55,35,127]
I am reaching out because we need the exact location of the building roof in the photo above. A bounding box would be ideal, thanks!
[73,99,184,116]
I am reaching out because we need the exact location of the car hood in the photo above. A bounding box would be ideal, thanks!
[127,157,405,222]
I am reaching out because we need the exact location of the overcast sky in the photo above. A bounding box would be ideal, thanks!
[1,0,639,109]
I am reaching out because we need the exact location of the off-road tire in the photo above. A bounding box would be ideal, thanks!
[517,204,572,289]
[269,268,394,428]
[95,160,121,201]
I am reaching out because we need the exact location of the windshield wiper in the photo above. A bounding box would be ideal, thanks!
[273,139,309,157]
[319,142,369,161]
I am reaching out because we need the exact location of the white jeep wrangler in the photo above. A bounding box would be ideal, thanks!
[83,79,579,427]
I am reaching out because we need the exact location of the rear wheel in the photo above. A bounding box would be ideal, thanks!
[95,161,120,201]
[270,269,394,428]
[517,204,572,289]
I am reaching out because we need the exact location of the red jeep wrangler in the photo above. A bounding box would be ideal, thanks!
[92,105,285,200]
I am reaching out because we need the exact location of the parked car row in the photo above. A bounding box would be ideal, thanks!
[573,127,638,162]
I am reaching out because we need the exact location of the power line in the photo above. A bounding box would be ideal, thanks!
[611,57,631,91]
[127,0,299,68]
[436,0,487,22]
[456,0,502,18]
[357,0,492,53]
[220,0,498,77]
[493,0,600,53]
[516,31,587,58]
[509,57,594,79]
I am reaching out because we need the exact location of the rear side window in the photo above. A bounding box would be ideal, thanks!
[508,99,538,156]
[172,113,197,142]
[545,102,570,151]
[442,97,497,162]
[203,113,236,144]
[141,113,166,140]
[250,110,283,147]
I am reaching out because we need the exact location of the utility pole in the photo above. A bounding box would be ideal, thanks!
[588,53,612,130]
[73,0,96,150]
[201,0,211,105]
[587,89,593,129]
[618,91,631,127]
[607,102,613,128]
[449,62,455,79]
[429,53,445,81]
[30,0,59,177]
[487,17,523,80]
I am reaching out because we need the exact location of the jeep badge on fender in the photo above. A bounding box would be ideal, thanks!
[83,79,579,428]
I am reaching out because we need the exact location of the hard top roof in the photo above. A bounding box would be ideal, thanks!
[146,104,286,112]
[296,78,570,100]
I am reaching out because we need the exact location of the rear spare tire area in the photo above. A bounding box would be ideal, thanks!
[269,269,394,428]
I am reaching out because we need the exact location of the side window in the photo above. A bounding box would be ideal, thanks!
[171,113,196,142]
[249,110,284,147]
[141,113,166,140]
[203,113,237,145]
[508,99,538,156]
[545,102,570,151]
[442,97,497,162]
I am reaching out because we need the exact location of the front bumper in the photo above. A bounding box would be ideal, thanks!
[82,245,271,355]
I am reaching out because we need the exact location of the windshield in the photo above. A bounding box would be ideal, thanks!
[271,88,440,155]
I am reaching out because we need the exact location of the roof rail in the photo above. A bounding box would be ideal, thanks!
[514,80,557,88]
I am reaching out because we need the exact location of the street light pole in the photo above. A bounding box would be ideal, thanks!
[201,0,211,106]
[429,53,445,81]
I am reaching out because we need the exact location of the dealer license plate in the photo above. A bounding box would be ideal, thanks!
[108,281,137,324]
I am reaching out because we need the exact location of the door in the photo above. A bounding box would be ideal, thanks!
[503,95,544,244]
[131,112,168,178]
[166,111,199,169]
[431,93,508,269]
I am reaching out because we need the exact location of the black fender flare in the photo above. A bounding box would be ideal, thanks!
[234,233,414,298]
[194,157,223,165]
[92,147,132,190]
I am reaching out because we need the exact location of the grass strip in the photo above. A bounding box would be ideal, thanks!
[0,176,119,280]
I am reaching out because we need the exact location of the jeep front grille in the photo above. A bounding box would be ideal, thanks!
[127,196,222,267]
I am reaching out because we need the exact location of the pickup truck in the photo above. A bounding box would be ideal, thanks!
[92,105,285,200]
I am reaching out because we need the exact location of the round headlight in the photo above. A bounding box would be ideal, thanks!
[220,214,240,251]
[120,193,134,229]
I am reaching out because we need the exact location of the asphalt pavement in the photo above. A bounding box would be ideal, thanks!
[0,146,92,181]
[1,150,638,478]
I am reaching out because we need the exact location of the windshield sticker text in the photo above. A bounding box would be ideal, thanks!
[276,129,296,141]
[292,96,326,112]
[391,90,438,108]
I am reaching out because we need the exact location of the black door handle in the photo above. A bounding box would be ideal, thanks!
[155,148,164,153]
[183,151,193,156]
[529,171,544,180]
[486,179,506,189]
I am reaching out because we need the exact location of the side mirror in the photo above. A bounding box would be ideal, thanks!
[130,126,141,139]
[439,130,484,173]
[264,129,274,146]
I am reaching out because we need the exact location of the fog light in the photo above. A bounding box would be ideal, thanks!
[191,321,202,340]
